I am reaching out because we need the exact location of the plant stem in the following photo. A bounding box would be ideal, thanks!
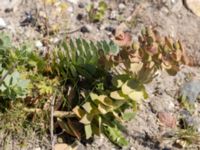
[50,95,56,150]
[23,108,76,118]
[0,63,18,86]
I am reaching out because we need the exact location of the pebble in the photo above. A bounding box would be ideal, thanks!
[184,0,200,16]
[171,0,183,12]
[158,112,177,128]
[160,0,183,13]
[77,13,84,21]
[66,0,79,5]
[118,3,126,10]
[55,144,69,150]
[78,2,85,8]
[67,6,74,13]
[35,40,43,49]
[0,18,6,29]
[105,26,116,34]
[80,26,90,33]
[109,10,118,20]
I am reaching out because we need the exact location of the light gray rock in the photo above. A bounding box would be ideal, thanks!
[0,0,22,11]
[180,110,200,132]
[150,95,175,113]
[180,79,200,104]
[184,0,200,16]
[162,0,183,13]
[109,10,118,20]
[66,0,79,5]
[118,3,126,10]
[0,18,6,29]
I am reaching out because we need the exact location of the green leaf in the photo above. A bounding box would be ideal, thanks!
[80,113,93,124]
[85,124,92,139]
[82,39,92,59]
[97,103,111,114]
[96,95,113,107]
[69,65,77,77]
[72,106,85,118]
[82,102,93,113]
[69,39,76,63]
[103,125,128,147]
[62,41,70,60]
[109,41,120,55]
[76,66,93,79]
[90,92,99,101]
[99,1,107,11]
[102,40,110,54]
[110,91,127,101]
[76,38,86,56]
[128,90,145,101]
[77,56,85,65]
[122,112,136,121]
[112,75,130,88]
[121,79,143,95]
[89,41,98,64]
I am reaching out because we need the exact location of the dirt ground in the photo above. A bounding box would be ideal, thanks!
[0,0,200,150]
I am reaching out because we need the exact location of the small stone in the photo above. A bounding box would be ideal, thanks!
[80,26,90,33]
[77,13,84,21]
[55,144,69,150]
[66,0,79,5]
[158,112,177,128]
[0,18,6,29]
[4,8,13,13]
[67,6,73,13]
[118,3,126,10]
[105,26,116,34]
[109,10,118,20]
[184,0,200,17]
[171,0,183,12]
[78,2,85,8]
[34,148,41,150]
[35,41,43,49]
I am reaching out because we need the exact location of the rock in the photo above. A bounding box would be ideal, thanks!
[150,95,175,113]
[118,3,126,10]
[179,79,200,104]
[158,112,177,128]
[77,13,84,21]
[67,6,74,13]
[161,0,183,13]
[184,0,200,16]
[105,26,116,34]
[80,26,90,33]
[66,0,79,5]
[0,0,22,11]
[78,2,85,8]
[55,144,69,150]
[109,10,118,20]
[0,18,6,29]
[180,110,200,132]
[35,41,43,49]
[171,0,183,12]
